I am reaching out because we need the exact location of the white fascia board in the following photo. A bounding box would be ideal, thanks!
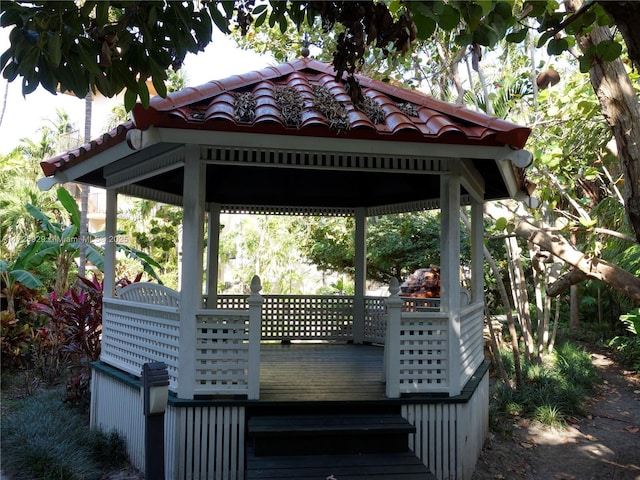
[37,141,137,190]
[153,128,516,161]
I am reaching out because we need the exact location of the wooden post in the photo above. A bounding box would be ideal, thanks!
[353,207,367,344]
[470,199,484,304]
[385,277,402,398]
[247,275,263,400]
[178,145,205,399]
[103,189,117,299]
[441,174,462,396]
[206,202,221,309]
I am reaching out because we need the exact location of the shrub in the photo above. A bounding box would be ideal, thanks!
[1,389,128,480]
[30,275,104,404]
[607,308,640,374]
[492,341,598,426]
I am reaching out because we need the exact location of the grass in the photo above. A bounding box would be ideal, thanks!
[492,341,599,428]
[1,386,129,480]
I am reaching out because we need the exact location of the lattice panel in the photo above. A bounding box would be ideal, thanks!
[398,315,449,392]
[260,295,353,341]
[102,299,180,388]
[459,302,484,388]
[364,297,387,344]
[195,312,251,395]
[400,297,441,312]
[217,295,249,310]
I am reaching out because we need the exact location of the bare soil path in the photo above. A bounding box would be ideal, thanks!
[472,346,640,480]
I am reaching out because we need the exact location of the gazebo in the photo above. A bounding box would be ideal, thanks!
[39,57,532,480]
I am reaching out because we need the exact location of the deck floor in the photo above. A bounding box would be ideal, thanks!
[259,343,386,402]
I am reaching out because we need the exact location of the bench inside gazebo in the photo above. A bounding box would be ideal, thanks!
[40,57,532,480]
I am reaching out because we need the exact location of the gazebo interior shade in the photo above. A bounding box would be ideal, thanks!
[40,57,532,213]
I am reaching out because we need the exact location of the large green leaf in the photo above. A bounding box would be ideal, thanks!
[595,39,622,62]
[9,269,43,289]
[85,244,105,271]
[57,187,81,229]
[25,203,59,237]
[116,244,163,282]
[12,241,40,271]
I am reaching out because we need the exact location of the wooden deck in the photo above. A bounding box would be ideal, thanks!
[259,343,386,402]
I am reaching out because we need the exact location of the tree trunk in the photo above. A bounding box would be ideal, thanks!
[461,212,522,387]
[547,268,588,296]
[78,93,92,277]
[486,202,640,303]
[505,236,536,362]
[568,0,640,242]
[514,220,640,303]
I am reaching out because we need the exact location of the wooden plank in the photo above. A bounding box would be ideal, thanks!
[246,450,437,480]
[249,414,415,436]
[259,343,386,401]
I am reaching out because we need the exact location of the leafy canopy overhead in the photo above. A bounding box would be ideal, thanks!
[0,1,628,110]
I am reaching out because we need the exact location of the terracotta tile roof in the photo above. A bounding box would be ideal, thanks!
[41,57,531,177]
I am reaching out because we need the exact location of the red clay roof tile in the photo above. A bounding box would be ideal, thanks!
[41,57,530,176]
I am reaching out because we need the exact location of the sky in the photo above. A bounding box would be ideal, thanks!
[0,28,275,155]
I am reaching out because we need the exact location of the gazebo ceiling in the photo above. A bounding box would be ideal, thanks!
[40,57,532,212]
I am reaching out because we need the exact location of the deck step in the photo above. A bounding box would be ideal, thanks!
[248,414,415,456]
[246,449,438,479]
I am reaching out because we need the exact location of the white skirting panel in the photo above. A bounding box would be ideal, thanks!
[90,369,245,480]
[90,372,146,470]
[402,370,489,480]
[168,404,245,480]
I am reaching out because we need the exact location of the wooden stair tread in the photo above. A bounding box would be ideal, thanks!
[247,450,437,479]
[248,414,415,436]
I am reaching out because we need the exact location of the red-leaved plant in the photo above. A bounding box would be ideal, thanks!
[31,275,103,405]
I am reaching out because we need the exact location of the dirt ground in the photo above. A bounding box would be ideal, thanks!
[472,346,640,480]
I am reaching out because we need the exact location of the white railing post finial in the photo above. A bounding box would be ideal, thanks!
[389,277,400,297]
[385,277,402,398]
[247,275,263,400]
[249,275,262,298]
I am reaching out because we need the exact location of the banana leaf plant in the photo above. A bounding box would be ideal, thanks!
[15,186,162,294]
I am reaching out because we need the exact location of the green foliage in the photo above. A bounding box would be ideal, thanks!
[1,1,224,106]
[0,389,128,480]
[302,211,468,285]
[2,1,629,107]
[607,308,640,373]
[493,342,598,426]
[0,311,31,367]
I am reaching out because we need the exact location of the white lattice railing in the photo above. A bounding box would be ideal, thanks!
[102,298,180,389]
[194,310,254,397]
[459,301,485,389]
[364,297,386,344]
[217,294,354,341]
[397,312,450,394]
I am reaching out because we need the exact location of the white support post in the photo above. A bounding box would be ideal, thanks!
[247,275,263,400]
[103,189,117,299]
[470,199,484,304]
[385,278,402,398]
[353,207,367,344]
[206,202,221,309]
[178,145,205,399]
[441,173,462,396]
